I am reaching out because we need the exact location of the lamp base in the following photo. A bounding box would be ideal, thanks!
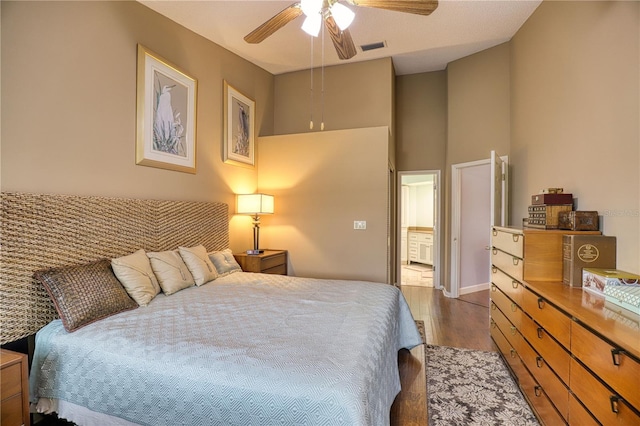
[246,249,264,255]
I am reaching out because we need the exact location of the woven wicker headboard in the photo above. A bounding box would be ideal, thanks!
[0,192,229,344]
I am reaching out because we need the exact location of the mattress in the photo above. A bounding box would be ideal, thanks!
[30,272,422,425]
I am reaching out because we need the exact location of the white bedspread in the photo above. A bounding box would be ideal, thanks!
[30,273,422,425]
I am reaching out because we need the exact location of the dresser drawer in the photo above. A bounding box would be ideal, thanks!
[570,358,640,426]
[571,321,640,411]
[519,310,571,385]
[491,320,526,378]
[492,248,523,282]
[518,366,567,426]
[1,395,24,426]
[491,227,523,258]
[262,263,287,275]
[490,284,522,328]
[0,349,29,426]
[569,393,599,426]
[490,302,520,351]
[517,332,569,421]
[521,287,570,349]
[1,363,21,399]
[261,252,286,270]
[491,266,523,306]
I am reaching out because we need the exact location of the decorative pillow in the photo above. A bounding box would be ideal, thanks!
[111,249,161,306]
[208,249,242,277]
[34,259,138,332]
[146,250,195,295]
[178,245,218,286]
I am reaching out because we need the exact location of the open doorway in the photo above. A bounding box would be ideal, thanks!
[397,171,441,289]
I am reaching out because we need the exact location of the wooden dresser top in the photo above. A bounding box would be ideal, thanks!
[525,280,640,359]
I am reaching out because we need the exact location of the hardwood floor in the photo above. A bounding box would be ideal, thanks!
[390,286,496,425]
[403,285,495,351]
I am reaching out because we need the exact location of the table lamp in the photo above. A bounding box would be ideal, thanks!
[236,193,274,254]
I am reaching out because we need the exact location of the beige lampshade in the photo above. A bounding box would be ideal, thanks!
[236,193,274,215]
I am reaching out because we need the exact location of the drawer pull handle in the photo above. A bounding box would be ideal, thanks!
[510,348,517,359]
[537,327,544,339]
[492,266,498,274]
[512,257,520,266]
[610,395,620,413]
[510,326,517,336]
[511,303,517,312]
[512,234,520,243]
[611,348,626,366]
[490,320,496,329]
[512,280,519,289]
[493,229,498,236]
[534,386,542,397]
[491,303,496,311]
[537,297,545,309]
[492,249,498,255]
[536,356,544,368]
[491,284,497,292]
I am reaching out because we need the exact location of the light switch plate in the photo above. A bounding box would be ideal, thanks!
[354,221,367,230]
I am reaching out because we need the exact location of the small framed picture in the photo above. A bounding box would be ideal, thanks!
[223,81,255,167]
[136,44,197,174]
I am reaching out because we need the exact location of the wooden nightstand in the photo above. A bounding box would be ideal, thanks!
[1,349,30,426]
[233,250,288,275]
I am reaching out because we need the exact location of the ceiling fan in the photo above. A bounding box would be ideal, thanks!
[244,0,439,60]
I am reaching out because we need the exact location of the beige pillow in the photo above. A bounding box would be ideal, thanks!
[147,250,195,295]
[111,249,161,306]
[178,245,218,286]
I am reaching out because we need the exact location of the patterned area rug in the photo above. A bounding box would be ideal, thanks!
[425,345,539,425]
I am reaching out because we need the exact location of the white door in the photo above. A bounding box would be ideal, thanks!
[490,150,508,227]
[450,153,508,298]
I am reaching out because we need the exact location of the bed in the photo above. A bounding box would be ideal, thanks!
[0,192,421,426]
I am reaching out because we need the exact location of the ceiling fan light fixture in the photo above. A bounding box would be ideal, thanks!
[300,0,323,16]
[301,14,322,36]
[329,2,355,30]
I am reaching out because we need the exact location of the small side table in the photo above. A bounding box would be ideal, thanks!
[1,349,30,426]
[233,249,288,275]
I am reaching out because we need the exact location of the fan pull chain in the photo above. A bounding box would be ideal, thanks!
[320,21,325,131]
[309,35,314,130]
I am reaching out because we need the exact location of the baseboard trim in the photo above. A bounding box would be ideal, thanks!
[459,282,490,295]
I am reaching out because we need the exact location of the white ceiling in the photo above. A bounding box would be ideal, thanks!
[140,0,542,75]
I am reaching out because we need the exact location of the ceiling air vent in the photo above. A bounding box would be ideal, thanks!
[360,41,387,52]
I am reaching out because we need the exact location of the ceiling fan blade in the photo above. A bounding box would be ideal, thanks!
[349,0,438,16]
[244,3,303,44]
[324,15,357,60]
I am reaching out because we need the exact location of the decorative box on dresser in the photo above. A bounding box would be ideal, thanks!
[1,349,30,426]
[233,249,288,275]
[490,226,640,425]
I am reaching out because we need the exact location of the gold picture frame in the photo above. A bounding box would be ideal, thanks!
[136,44,197,174]
[223,81,255,167]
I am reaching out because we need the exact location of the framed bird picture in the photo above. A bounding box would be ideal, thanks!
[136,44,197,174]
[223,81,255,167]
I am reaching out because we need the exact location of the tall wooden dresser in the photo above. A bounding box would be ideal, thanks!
[490,226,640,425]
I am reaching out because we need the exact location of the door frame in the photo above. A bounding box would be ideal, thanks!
[449,155,508,298]
[396,170,441,290]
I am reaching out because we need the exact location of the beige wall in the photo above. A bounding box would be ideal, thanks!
[3,1,638,284]
[257,127,390,282]
[447,42,512,165]
[441,43,512,291]
[274,58,394,135]
[395,71,447,172]
[1,1,275,252]
[511,1,639,271]
[272,58,396,281]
